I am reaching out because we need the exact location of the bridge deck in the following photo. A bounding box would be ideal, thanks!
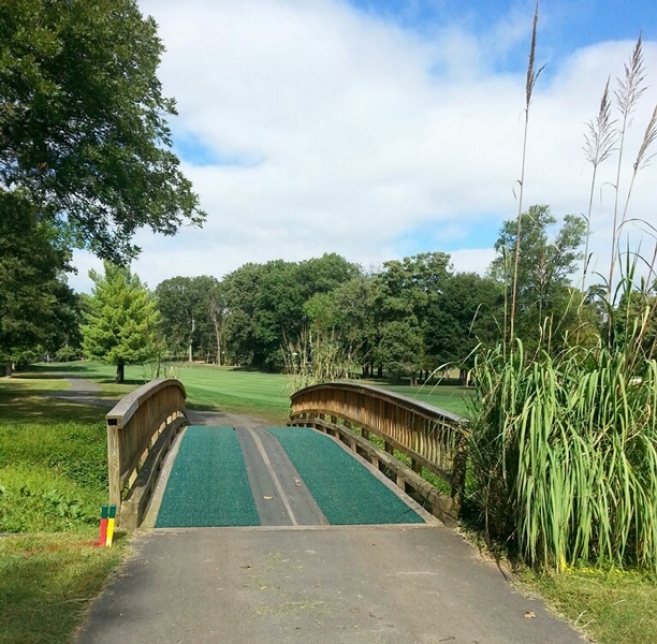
[153,426,425,528]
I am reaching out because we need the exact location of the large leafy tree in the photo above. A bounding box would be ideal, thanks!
[156,275,225,364]
[489,205,586,349]
[222,254,359,369]
[0,190,74,374]
[0,0,205,261]
[156,277,199,362]
[82,263,159,382]
[372,252,452,378]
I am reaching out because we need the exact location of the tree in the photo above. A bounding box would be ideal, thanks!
[82,263,159,382]
[425,272,504,379]
[489,205,585,349]
[156,277,200,362]
[195,276,226,365]
[222,255,359,370]
[377,321,423,384]
[0,191,72,375]
[372,252,452,378]
[0,0,205,261]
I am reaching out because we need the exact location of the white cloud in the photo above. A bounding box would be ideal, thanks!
[69,1,657,292]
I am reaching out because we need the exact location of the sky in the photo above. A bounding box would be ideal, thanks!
[70,0,657,291]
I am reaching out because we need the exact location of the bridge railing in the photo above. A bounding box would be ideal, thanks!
[106,378,188,528]
[289,382,468,525]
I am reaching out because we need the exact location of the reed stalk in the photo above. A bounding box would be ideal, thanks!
[509,0,544,344]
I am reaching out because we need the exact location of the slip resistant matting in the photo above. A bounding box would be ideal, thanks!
[155,426,260,527]
[265,426,424,525]
[155,425,424,527]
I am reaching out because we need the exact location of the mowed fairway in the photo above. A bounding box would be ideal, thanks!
[31,362,471,422]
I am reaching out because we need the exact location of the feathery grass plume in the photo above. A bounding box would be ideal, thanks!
[607,34,646,324]
[581,78,617,293]
[282,325,354,393]
[510,0,545,345]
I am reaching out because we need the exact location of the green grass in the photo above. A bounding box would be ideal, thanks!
[366,382,471,417]
[522,568,657,644]
[0,375,126,644]
[32,362,293,423]
[0,531,124,644]
[0,418,108,533]
[30,361,471,420]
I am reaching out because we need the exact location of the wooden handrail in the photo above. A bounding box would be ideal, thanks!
[289,382,468,520]
[106,378,188,526]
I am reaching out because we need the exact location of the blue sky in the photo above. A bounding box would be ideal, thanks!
[349,0,656,50]
[72,0,657,290]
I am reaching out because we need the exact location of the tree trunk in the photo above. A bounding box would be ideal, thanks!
[115,361,125,384]
[188,315,195,363]
[377,365,383,378]
[3,362,12,378]
[214,318,222,366]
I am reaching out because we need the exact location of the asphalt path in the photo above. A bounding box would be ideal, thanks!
[76,525,585,644]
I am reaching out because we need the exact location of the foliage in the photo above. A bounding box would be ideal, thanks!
[467,338,657,571]
[81,262,159,382]
[221,254,360,370]
[0,191,75,366]
[465,29,657,577]
[282,325,354,392]
[490,205,586,351]
[0,0,205,262]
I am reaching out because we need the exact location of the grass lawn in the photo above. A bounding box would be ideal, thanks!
[0,378,126,644]
[29,361,471,421]
[365,381,471,417]
[521,569,657,644]
[0,532,124,644]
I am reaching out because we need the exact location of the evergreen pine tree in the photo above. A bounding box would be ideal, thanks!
[82,263,159,383]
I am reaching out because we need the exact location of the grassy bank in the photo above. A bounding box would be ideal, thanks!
[0,377,125,644]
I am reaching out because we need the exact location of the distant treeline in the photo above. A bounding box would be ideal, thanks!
[150,205,604,381]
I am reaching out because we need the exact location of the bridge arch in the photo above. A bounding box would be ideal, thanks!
[289,382,468,525]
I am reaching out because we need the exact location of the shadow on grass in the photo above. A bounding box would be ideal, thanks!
[0,389,107,424]
[95,378,143,386]
[28,363,96,376]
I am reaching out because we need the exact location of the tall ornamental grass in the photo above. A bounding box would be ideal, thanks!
[467,337,657,571]
[466,11,657,572]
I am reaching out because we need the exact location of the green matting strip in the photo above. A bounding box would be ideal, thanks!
[266,426,424,525]
[155,426,260,528]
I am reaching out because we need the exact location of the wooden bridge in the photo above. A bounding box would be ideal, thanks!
[105,378,468,530]
[79,378,584,644]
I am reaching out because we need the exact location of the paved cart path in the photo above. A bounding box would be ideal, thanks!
[46,376,117,407]
[76,412,587,644]
[77,525,585,644]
